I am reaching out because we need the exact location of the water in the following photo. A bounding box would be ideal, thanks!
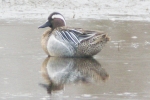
[0,19,150,100]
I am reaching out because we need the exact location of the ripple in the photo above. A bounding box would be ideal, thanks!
[131,36,138,39]
[117,92,137,96]
[145,41,150,45]
[131,43,139,48]
[0,47,4,49]
[82,94,92,98]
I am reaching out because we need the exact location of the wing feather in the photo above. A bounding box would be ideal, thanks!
[55,28,99,45]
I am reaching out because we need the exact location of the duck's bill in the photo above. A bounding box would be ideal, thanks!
[38,21,51,28]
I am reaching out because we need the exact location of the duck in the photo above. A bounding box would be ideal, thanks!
[38,12,110,57]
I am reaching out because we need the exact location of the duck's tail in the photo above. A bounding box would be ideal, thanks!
[102,34,110,41]
[91,33,110,44]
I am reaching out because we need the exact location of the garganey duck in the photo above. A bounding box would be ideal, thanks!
[39,12,110,57]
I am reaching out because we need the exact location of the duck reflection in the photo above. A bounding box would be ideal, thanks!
[40,57,109,94]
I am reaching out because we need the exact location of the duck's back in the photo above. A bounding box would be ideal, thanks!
[44,27,109,57]
[74,29,110,57]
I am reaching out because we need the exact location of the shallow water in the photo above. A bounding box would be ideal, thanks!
[0,19,150,100]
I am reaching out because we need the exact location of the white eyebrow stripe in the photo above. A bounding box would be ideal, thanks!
[52,14,66,26]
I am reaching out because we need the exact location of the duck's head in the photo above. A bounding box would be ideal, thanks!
[39,12,66,30]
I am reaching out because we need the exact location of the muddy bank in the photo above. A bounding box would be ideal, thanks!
[0,0,150,21]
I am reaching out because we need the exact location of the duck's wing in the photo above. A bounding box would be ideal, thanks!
[54,28,101,45]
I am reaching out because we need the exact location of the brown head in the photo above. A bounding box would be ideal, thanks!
[38,12,66,30]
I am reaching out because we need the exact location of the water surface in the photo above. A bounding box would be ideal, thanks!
[0,19,150,100]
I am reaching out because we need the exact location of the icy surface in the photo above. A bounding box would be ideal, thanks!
[0,0,150,20]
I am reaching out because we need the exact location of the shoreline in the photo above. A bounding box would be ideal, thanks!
[0,0,150,21]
